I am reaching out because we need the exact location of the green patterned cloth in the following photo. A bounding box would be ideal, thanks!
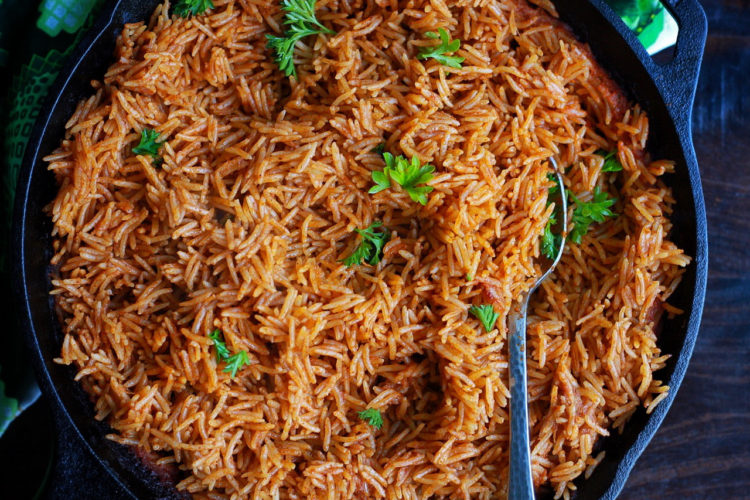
[0,0,103,437]
[1,0,103,241]
[37,0,100,36]
[0,0,677,438]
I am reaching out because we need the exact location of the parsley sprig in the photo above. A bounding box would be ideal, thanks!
[372,142,386,157]
[208,329,251,378]
[541,172,616,249]
[469,304,499,332]
[173,0,214,17]
[597,149,623,172]
[223,351,251,378]
[132,129,163,166]
[541,214,562,260]
[358,408,383,429]
[541,173,563,260]
[547,172,560,196]
[208,329,231,362]
[266,0,333,78]
[342,222,391,267]
[568,186,617,244]
[369,152,435,205]
[417,28,464,69]
[279,0,331,33]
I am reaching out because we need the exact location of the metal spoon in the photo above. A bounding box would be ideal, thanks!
[508,159,567,500]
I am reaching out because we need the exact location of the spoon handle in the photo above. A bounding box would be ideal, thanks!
[509,299,534,500]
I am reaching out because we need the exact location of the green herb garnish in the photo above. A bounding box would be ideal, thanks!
[208,329,250,378]
[266,0,333,78]
[173,0,214,17]
[541,172,563,259]
[469,304,499,332]
[372,142,386,157]
[597,149,623,172]
[369,152,435,205]
[132,129,163,165]
[568,186,617,244]
[417,28,465,69]
[279,0,331,33]
[342,222,391,267]
[547,172,560,196]
[466,273,473,281]
[223,351,251,378]
[357,408,383,429]
[208,329,231,362]
[541,214,562,260]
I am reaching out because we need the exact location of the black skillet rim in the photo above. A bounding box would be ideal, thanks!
[11,0,708,498]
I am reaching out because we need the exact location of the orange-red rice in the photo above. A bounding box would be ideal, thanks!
[47,0,690,498]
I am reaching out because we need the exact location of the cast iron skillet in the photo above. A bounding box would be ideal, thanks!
[11,0,708,498]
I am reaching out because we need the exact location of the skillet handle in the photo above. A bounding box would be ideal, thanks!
[593,0,707,135]
[651,0,708,134]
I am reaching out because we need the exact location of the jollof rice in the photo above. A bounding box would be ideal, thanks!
[47,0,690,498]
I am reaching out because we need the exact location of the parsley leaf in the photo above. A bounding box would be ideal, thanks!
[541,214,562,260]
[568,186,617,244]
[208,329,251,378]
[208,329,231,362]
[369,169,391,193]
[132,129,163,165]
[372,142,386,157]
[541,172,563,259]
[469,304,499,332]
[417,28,465,69]
[223,351,251,378]
[173,0,214,17]
[597,149,623,172]
[279,0,332,34]
[266,33,298,77]
[369,152,435,205]
[357,408,383,429]
[547,172,560,196]
[342,222,391,267]
[266,0,333,78]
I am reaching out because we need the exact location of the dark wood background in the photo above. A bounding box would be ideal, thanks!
[0,0,747,499]
[621,0,750,498]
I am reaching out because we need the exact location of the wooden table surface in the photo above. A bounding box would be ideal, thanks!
[620,1,750,498]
